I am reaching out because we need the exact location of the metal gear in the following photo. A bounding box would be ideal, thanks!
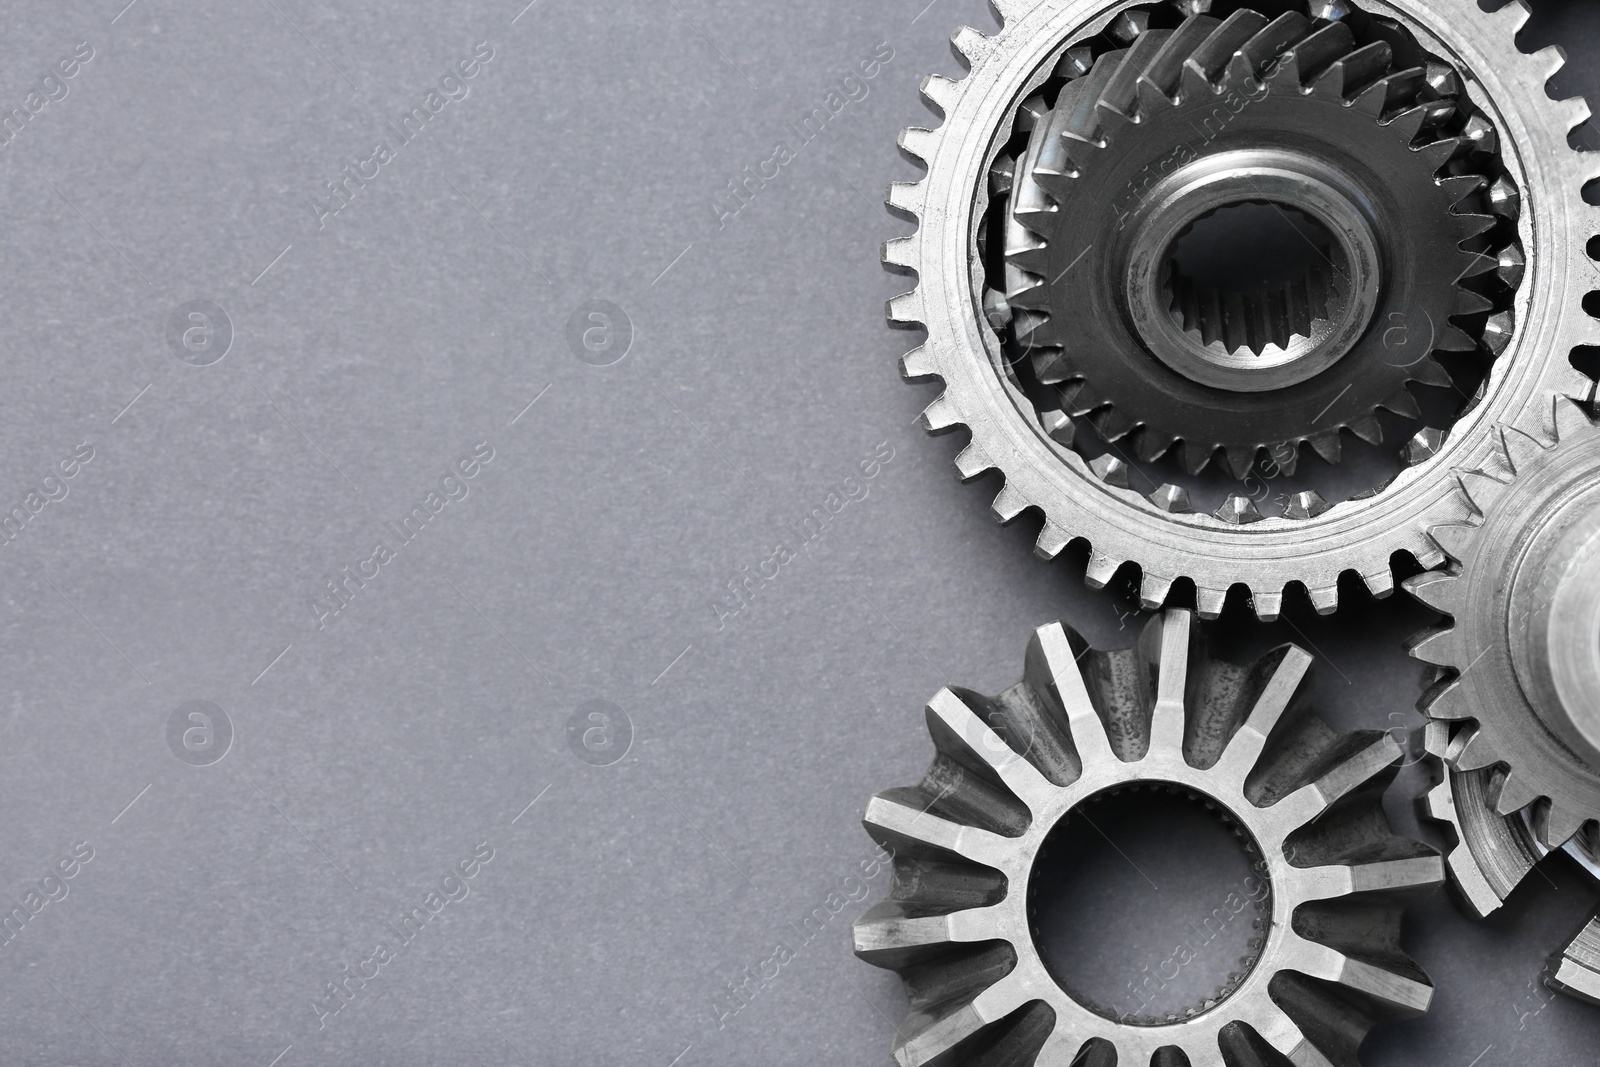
[852,609,1442,1066]
[1001,9,1510,477]
[1405,396,1600,849]
[888,0,1597,619]
[1421,721,1600,1004]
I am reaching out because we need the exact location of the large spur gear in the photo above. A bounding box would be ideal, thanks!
[1405,397,1600,849]
[852,609,1442,1066]
[888,0,1598,619]
[1001,9,1512,477]
[1422,721,1600,1004]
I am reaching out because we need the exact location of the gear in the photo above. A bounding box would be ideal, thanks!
[888,0,1597,619]
[1001,10,1510,477]
[852,609,1441,1066]
[1421,721,1600,1004]
[1405,396,1600,848]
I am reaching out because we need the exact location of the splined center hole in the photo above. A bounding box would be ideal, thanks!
[1028,784,1270,1025]
[1166,201,1341,355]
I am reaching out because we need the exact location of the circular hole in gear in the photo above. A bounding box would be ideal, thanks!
[1165,201,1342,355]
[1027,783,1271,1024]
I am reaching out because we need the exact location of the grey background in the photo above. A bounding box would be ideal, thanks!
[0,0,1596,1064]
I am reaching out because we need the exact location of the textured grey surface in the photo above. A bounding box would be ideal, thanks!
[0,0,1595,1064]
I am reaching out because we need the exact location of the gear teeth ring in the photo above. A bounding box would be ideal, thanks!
[888,0,1596,619]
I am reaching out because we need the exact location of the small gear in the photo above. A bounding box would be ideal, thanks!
[888,0,1597,618]
[1002,10,1511,476]
[852,610,1441,1066]
[1421,721,1600,1004]
[1406,396,1600,848]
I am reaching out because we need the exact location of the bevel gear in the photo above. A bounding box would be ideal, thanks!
[1001,9,1512,477]
[1405,396,1600,848]
[852,609,1441,1067]
[888,0,1597,619]
[1422,721,1600,1004]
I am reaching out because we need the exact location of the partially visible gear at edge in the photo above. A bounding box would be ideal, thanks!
[1405,396,1600,848]
[887,0,1597,619]
[852,609,1441,1066]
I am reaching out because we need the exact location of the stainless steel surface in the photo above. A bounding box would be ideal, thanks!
[887,0,1596,620]
[853,609,1442,1066]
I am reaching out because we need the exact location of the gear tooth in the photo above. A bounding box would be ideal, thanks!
[1037,408,1075,447]
[1014,95,1047,136]
[1088,453,1130,489]
[886,290,924,329]
[1348,415,1383,446]
[1496,245,1526,289]
[1195,586,1228,620]
[1533,801,1589,849]
[1424,59,1461,97]
[1451,210,1498,242]
[1351,67,1423,117]
[1169,0,1216,14]
[1140,572,1175,608]
[1381,386,1422,421]
[989,153,1015,196]
[885,180,922,217]
[1558,95,1593,135]
[882,235,916,273]
[1236,12,1312,82]
[953,442,993,482]
[1461,113,1498,156]
[1385,103,1433,144]
[1061,381,1102,415]
[1223,445,1258,480]
[1284,22,1356,87]
[1407,625,1458,668]
[1284,490,1330,520]
[1213,495,1264,525]
[1089,406,1136,442]
[919,73,961,116]
[1316,40,1389,100]
[1500,423,1545,474]
[1305,584,1339,615]
[1032,349,1071,386]
[1487,177,1521,221]
[919,394,961,434]
[1148,483,1192,514]
[1184,8,1270,85]
[982,287,1013,331]
[1098,29,1175,120]
[1452,288,1495,316]
[986,0,1032,22]
[1137,14,1222,101]
[1488,770,1541,816]
[899,344,936,382]
[1426,523,1478,564]
[1481,311,1514,357]
[1084,551,1122,589]
[1455,251,1497,281]
[1130,425,1174,464]
[1054,45,1094,80]
[1403,570,1460,616]
[1458,468,1509,516]
[1307,430,1341,465]
[1432,324,1478,354]
[1453,730,1502,773]
[1489,0,1532,34]
[1401,427,1445,467]
[1250,588,1284,621]
[1311,0,1353,18]
[1107,10,1151,44]
[1552,395,1595,443]
[1362,569,1395,600]
[1531,42,1567,80]
[1438,174,1487,209]
[1034,522,1070,561]
[1407,358,1454,388]
[897,126,937,165]
[1414,135,1466,171]
[990,483,1029,524]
